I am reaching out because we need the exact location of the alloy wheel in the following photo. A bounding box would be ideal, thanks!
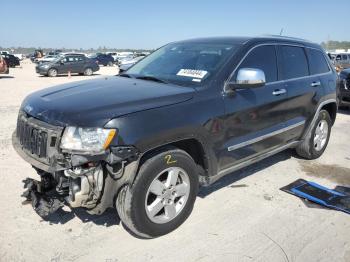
[145,167,190,224]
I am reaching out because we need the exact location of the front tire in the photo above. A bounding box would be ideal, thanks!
[296,110,332,159]
[48,68,57,77]
[116,148,199,238]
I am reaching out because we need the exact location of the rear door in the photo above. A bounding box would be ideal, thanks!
[278,45,319,141]
[307,48,333,96]
[73,56,85,73]
[220,45,290,171]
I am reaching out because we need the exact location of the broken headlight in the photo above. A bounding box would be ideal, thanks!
[60,127,116,153]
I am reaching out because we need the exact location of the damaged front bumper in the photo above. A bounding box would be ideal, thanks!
[12,116,140,218]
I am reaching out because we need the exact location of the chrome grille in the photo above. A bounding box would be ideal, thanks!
[15,113,63,163]
[16,117,48,158]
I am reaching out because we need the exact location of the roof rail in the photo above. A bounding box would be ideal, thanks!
[260,34,312,43]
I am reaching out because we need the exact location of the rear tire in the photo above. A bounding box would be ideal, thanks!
[84,67,93,76]
[47,68,57,77]
[116,147,199,238]
[296,110,332,159]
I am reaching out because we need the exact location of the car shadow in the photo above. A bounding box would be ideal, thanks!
[44,207,120,227]
[338,108,350,115]
[198,149,294,198]
[0,76,14,79]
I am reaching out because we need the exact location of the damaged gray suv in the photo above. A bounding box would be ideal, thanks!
[13,36,337,237]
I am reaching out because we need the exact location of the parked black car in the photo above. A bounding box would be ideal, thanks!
[90,53,114,66]
[338,69,350,108]
[13,36,337,238]
[3,54,20,67]
[35,54,99,77]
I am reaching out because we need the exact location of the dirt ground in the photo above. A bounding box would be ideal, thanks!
[0,62,349,262]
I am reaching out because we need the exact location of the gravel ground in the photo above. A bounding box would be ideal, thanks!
[0,61,349,262]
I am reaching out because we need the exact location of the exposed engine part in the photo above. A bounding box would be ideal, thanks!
[64,164,104,208]
[22,177,64,218]
[106,161,126,180]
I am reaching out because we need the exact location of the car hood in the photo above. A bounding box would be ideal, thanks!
[21,76,195,127]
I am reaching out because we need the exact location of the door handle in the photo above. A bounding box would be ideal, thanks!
[272,89,286,96]
[311,81,321,87]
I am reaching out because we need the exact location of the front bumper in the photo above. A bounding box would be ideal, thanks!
[13,132,65,173]
[13,112,141,216]
[35,66,49,75]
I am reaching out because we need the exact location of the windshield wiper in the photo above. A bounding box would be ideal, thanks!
[119,73,132,78]
[135,75,168,84]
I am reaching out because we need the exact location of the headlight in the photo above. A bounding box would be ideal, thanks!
[60,127,116,153]
[41,64,50,68]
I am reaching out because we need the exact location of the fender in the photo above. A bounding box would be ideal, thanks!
[104,92,225,178]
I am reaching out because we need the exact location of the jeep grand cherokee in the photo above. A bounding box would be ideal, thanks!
[12,36,337,238]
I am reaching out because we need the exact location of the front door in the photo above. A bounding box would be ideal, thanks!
[219,45,290,172]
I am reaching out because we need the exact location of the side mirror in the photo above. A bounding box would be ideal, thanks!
[226,68,266,91]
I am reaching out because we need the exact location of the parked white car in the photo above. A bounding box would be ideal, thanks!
[37,55,61,64]
[118,56,144,71]
[13,54,25,60]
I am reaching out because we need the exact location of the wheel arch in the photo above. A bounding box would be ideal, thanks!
[131,137,212,186]
[321,102,337,125]
[302,99,337,139]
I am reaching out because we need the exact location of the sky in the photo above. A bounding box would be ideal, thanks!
[1,0,348,49]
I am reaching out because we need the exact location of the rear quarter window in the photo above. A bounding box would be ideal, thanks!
[307,49,330,75]
[280,46,309,80]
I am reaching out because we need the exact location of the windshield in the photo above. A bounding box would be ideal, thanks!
[126,42,239,86]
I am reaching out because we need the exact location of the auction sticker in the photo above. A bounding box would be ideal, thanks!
[177,69,208,79]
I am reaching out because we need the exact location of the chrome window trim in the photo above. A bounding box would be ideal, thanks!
[224,43,333,93]
[227,120,305,152]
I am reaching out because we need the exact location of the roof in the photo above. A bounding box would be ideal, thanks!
[177,35,319,48]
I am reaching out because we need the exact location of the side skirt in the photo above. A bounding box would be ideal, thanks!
[200,140,300,186]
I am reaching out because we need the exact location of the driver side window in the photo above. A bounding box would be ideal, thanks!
[236,45,278,83]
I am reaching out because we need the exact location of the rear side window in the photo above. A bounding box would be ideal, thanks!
[308,49,330,75]
[280,46,309,80]
[75,56,84,61]
[237,45,277,83]
[342,55,348,60]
